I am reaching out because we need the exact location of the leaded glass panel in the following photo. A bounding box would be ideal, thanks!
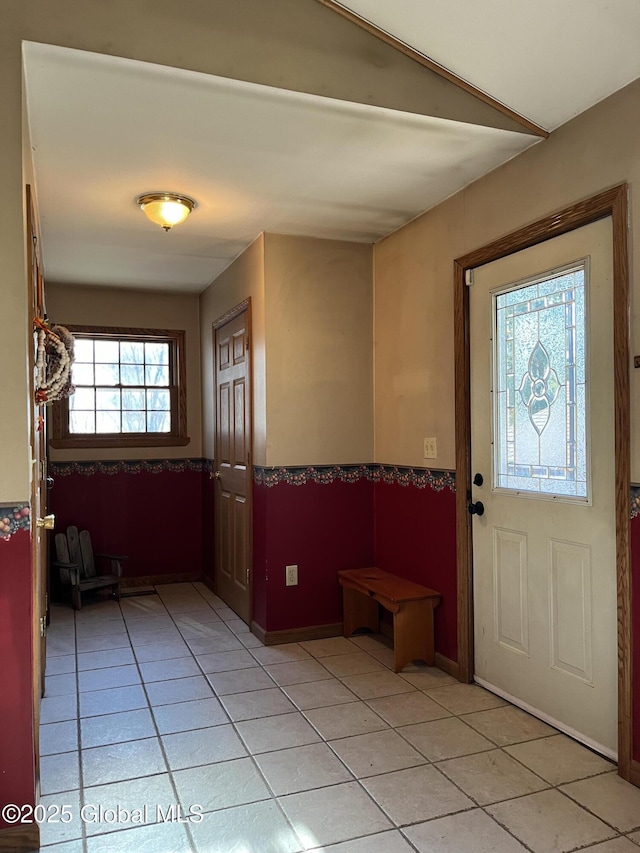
[493,265,587,499]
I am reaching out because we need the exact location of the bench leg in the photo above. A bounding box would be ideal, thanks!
[342,587,379,637]
[393,600,435,672]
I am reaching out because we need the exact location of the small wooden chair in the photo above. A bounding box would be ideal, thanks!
[53,525,125,610]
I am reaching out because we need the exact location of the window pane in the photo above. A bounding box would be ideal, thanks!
[69,388,95,410]
[145,342,169,365]
[147,411,171,432]
[120,341,144,363]
[74,339,94,362]
[95,363,119,386]
[121,364,144,385]
[96,388,121,410]
[94,340,120,363]
[96,410,121,433]
[122,389,145,410]
[147,389,171,410]
[70,411,95,433]
[494,266,587,499]
[145,365,169,386]
[122,412,146,433]
[72,363,94,386]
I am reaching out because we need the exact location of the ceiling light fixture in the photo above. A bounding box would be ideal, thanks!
[137,192,196,231]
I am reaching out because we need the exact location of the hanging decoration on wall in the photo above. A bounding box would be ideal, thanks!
[0,504,30,540]
[34,318,76,404]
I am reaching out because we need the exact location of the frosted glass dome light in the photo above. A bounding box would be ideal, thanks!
[137,193,196,231]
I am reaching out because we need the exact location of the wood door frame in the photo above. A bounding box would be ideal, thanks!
[26,185,45,828]
[212,297,253,622]
[453,184,634,780]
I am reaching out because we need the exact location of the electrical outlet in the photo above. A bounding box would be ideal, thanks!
[285,564,298,586]
[423,437,437,459]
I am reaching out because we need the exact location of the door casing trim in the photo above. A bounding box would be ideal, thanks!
[453,184,632,779]
[212,297,254,624]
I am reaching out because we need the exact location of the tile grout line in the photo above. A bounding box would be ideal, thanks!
[157,583,315,850]
[161,596,408,849]
[116,586,201,852]
[181,587,357,849]
[160,584,297,847]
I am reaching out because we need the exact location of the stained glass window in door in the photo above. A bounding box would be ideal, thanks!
[493,264,587,498]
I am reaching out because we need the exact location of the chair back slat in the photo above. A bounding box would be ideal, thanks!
[67,526,82,569]
[79,530,96,578]
[54,532,70,565]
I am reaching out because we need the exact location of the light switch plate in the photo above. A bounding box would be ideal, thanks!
[423,437,437,459]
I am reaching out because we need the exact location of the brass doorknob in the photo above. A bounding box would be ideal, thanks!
[210,471,221,480]
[36,514,55,529]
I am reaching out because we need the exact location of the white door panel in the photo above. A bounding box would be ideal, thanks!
[470,218,617,757]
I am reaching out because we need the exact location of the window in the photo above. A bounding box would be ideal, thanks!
[51,326,188,448]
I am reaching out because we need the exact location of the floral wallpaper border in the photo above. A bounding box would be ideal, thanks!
[50,459,208,477]
[48,459,457,491]
[5,473,640,538]
[254,464,457,492]
[0,504,30,540]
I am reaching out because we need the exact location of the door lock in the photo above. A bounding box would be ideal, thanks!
[473,472,484,487]
[468,501,485,517]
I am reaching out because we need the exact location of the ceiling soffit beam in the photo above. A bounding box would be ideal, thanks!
[315,0,548,138]
[18,0,544,137]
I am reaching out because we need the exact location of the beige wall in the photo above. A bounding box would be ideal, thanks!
[264,234,373,466]
[375,202,462,468]
[199,233,372,468]
[0,44,30,503]
[375,77,640,476]
[200,235,266,464]
[47,283,202,461]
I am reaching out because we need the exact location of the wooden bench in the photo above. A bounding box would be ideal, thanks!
[338,567,441,673]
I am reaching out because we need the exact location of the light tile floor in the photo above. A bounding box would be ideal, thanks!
[36,582,640,853]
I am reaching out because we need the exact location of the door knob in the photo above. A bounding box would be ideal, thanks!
[210,471,221,480]
[36,514,55,529]
[473,473,484,487]
[468,501,485,517]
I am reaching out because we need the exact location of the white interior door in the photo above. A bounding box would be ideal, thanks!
[470,218,617,758]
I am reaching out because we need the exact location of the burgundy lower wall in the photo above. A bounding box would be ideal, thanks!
[630,514,640,763]
[0,525,35,829]
[374,476,457,662]
[252,483,268,629]
[45,458,640,765]
[50,461,204,580]
[202,469,215,586]
[253,476,375,632]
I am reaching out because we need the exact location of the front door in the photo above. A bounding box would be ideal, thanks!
[213,304,253,624]
[469,218,617,757]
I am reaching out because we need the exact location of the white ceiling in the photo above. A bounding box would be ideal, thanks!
[23,1,640,293]
[340,0,640,131]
